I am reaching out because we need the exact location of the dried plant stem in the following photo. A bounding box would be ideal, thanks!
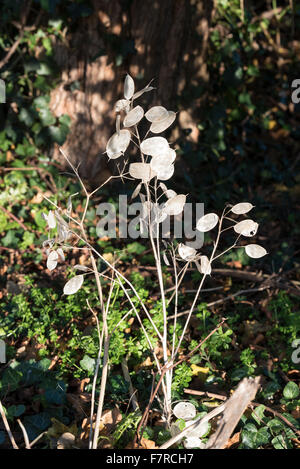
[92,332,109,449]
[145,181,171,419]
[58,149,111,450]
[173,208,227,358]
[121,357,139,411]
[92,273,116,449]
[87,299,104,449]
[0,400,19,449]
[17,419,30,449]
[137,318,225,443]
[115,274,162,373]
[72,231,163,342]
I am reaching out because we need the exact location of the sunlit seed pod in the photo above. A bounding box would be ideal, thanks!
[165,189,177,199]
[145,106,169,122]
[73,265,90,272]
[159,182,177,198]
[151,149,175,168]
[131,182,142,200]
[200,255,211,275]
[150,111,176,133]
[170,422,182,438]
[57,224,71,243]
[245,244,267,258]
[56,248,65,262]
[234,219,258,237]
[173,402,196,420]
[106,129,131,159]
[153,207,168,224]
[114,99,130,113]
[63,275,84,295]
[184,436,205,449]
[163,251,170,266]
[178,243,197,261]
[150,159,174,181]
[163,194,186,216]
[159,182,168,192]
[47,250,58,271]
[124,74,135,100]
[185,420,209,438]
[132,85,155,100]
[231,202,254,215]
[140,136,169,157]
[196,213,219,232]
[123,105,144,127]
[129,162,156,182]
[42,210,56,229]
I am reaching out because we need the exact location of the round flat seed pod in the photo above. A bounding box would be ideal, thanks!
[150,111,176,133]
[150,158,174,181]
[245,244,267,258]
[106,129,131,159]
[173,402,196,421]
[57,248,65,262]
[47,250,58,271]
[140,136,169,157]
[63,275,84,295]
[234,219,258,237]
[178,243,197,261]
[186,420,209,438]
[184,436,204,449]
[145,106,169,122]
[231,202,254,215]
[163,194,186,216]
[129,162,155,182]
[196,213,219,232]
[123,105,144,127]
[200,255,211,275]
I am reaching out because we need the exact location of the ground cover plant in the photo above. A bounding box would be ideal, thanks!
[0,0,299,451]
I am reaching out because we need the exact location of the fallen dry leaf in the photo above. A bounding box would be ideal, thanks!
[99,408,122,434]
[126,437,158,449]
[225,431,240,448]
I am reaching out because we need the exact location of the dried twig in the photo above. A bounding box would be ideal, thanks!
[205,376,262,449]
[0,400,19,449]
[121,357,139,411]
[17,419,30,449]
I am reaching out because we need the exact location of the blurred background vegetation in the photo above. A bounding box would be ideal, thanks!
[0,0,300,449]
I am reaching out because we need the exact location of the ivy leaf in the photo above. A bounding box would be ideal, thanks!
[80,355,95,374]
[283,381,299,400]
[272,435,293,449]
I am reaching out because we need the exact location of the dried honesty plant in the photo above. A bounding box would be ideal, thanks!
[41,74,267,448]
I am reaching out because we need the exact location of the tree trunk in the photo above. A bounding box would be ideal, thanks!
[50,0,213,183]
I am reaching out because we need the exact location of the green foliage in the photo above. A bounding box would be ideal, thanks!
[1,0,299,450]
[0,358,69,440]
[172,363,193,396]
[239,402,298,449]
